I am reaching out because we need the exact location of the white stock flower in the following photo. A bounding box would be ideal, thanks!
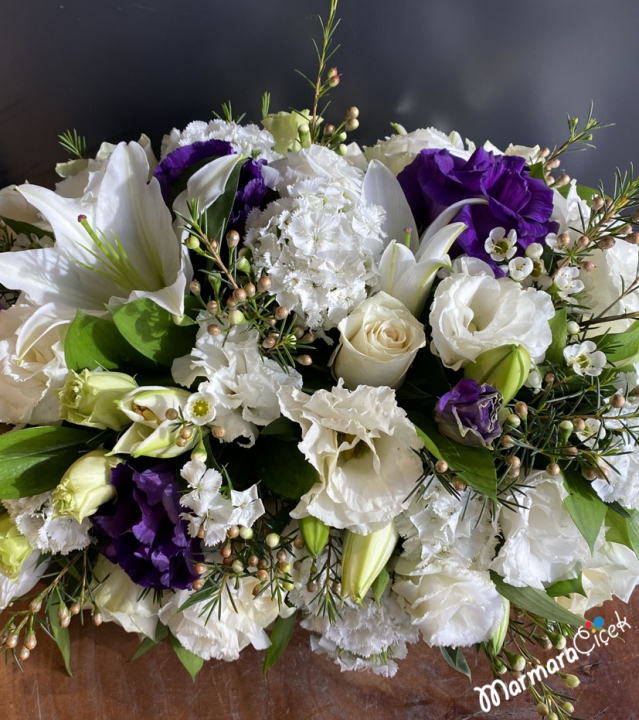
[490,470,590,589]
[279,383,423,534]
[158,577,285,661]
[91,556,160,639]
[0,552,44,613]
[564,341,606,377]
[172,324,303,446]
[3,492,90,555]
[331,292,425,389]
[0,299,72,424]
[180,459,232,545]
[429,261,555,370]
[393,563,504,647]
[484,227,517,263]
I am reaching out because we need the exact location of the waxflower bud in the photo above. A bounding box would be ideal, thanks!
[58,369,138,431]
[52,450,120,523]
[435,379,502,449]
[298,516,330,558]
[0,515,33,580]
[488,598,510,655]
[464,344,531,404]
[341,522,398,604]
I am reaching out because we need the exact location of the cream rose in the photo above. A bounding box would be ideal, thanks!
[331,292,426,389]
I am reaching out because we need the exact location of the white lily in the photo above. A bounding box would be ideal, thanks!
[362,160,487,317]
[0,142,187,317]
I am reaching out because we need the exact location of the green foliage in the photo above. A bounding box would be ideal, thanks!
[0,426,104,499]
[557,183,600,204]
[58,129,86,159]
[440,646,471,681]
[562,467,608,553]
[169,632,204,682]
[256,436,320,500]
[591,321,639,365]
[371,567,390,607]
[546,308,567,365]
[605,507,639,560]
[204,160,244,243]
[545,574,586,598]
[48,600,72,676]
[263,611,297,674]
[131,623,169,661]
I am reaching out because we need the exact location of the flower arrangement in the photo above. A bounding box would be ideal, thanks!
[1,2,639,716]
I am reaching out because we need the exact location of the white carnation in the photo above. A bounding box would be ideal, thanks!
[279,383,423,534]
[429,261,555,370]
[490,470,590,589]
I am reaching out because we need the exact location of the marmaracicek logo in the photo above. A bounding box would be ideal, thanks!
[584,616,605,633]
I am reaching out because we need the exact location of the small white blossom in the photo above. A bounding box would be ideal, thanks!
[564,340,606,377]
[508,256,533,282]
[525,243,544,260]
[184,391,217,426]
[484,227,517,262]
[576,418,605,447]
[525,368,542,392]
[555,266,585,301]
[180,459,232,545]
[228,486,264,528]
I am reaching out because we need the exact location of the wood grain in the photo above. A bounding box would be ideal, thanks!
[2,593,638,720]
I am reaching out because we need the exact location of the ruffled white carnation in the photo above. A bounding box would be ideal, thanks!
[490,470,590,589]
[161,120,281,163]
[3,492,90,554]
[393,563,504,647]
[0,300,72,425]
[246,186,385,332]
[279,383,423,534]
[158,577,285,662]
[172,324,302,446]
[429,259,555,370]
[0,551,45,613]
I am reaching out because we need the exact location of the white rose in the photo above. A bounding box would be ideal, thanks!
[0,300,72,425]
[429,263,555,370]
[393,563,505,647]
[364,127,472,175]
[158,576,285,662]
[331,292,425,389]
[91,557,160,639]
[279,382,423,534]
[490,470,590,589]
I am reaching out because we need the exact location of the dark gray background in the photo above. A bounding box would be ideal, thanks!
[1,0,637,189]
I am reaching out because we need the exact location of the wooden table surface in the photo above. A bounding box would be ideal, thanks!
[2,593,638,720]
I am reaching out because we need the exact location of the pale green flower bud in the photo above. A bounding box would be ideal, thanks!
[464,344,531,403]
[298,516,330,558]
[0,514,33,580]
[52,450,120,523]
[58,369,138,431]
[341,522,398,604]
[488,597,510,655]
[261,110,318,154]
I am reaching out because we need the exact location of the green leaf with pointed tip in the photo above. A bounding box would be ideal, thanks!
[557,183,600,204]
[490,571,585,626]
[130,623,169,661]
[528,162,545,181]
[48,601,72,676]
[263,611,297,674]
[256,437,320,500]
[169,633,204,682]
[1,217,54,241]
[205,160,244,242]
[546,308,567,365]
[545,574,586,598]
[590,321,639,365]
[440,646,471,681]
[562,467,608,553]
[260,417,301,442]
[371,567,390,607]
[605,507,639,560]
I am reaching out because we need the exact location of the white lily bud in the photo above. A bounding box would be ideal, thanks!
[341,522,398,604]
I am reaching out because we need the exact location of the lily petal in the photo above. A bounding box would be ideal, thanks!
[392,257,452,317]
[418,197,488,249]
[416,222,467,262]
[378,240,416,295]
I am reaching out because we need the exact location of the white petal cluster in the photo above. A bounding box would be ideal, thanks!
[158,577,286,662]
[490,470,590,589]
[429,258,555,370]
[161,119,281,163]
[563,340,606,377]
[548,181,592,249]
[591,445,639,509]
[0,300,72,425]
[0,552,44,613]
[3,492,90,555]
[279,383,423,534]
[172,324,303,446]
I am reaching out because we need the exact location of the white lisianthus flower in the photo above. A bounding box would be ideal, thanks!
[0,552,44,613]
[172,324,303,446]
[158,576,286,662]
[429,261,555,370]
[91,557,160,639]
[179,459,232,545]
[564,341,606,377]
[279,383,423,534]
[393,563,505,647]
[490,470,590,589]
[331,292,426,389]
[0,299,72,425]
[364,127,473,175]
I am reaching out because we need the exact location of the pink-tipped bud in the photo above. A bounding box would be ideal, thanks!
[78,214,87,222]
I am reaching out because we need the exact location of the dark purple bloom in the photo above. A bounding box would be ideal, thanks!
[398,148,558,273]
[153,139,269,235]
[435,378,502,448]
[92,461,201,590]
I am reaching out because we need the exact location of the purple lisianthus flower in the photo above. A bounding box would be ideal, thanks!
[153,139,268,235]
[92,461,201,590]
[398,148,558,273]
[435,378,503,448]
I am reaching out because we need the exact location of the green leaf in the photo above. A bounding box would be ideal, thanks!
[546,308,567,365]
[590,321,639,365]
[1,216,54,242]
[557,183,600,204]
[48,601,72,676]
[562,467,608,553]
[263,611,297,674]
[440,646,471,681]
[605,507,639,560]
[204,160,244,242]
[260,417,301,442]
[130,623,169,661]
[166,156,226,210]
[110,298,198,367]
[411,415,498,500]
[545,574,587,598]
[65,310,159,373]
[371,567,390,607]
[256,437,320,500]
[0,426,103,499]
[169,633,204,682]
[528,162,546,181]
[490,571,585,626]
